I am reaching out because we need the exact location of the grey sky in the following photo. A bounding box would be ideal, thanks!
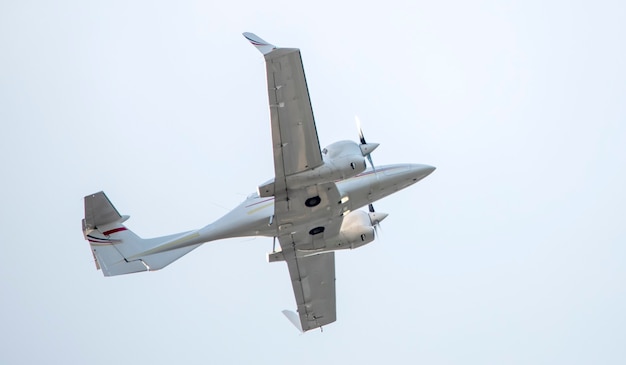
[1,0,625,364]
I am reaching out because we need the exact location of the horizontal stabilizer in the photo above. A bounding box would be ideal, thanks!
[243,32,276,55]
[84,191,129,232]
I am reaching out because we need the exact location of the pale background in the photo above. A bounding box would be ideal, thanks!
[1,1,625,364]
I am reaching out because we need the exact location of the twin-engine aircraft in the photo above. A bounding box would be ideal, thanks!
[82,33,435,332]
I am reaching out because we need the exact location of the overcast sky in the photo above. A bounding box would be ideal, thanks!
[1,1,625,364]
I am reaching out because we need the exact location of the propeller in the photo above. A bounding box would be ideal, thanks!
[368,203,388,237]
[355,116,379,170]
[356,116,385,235]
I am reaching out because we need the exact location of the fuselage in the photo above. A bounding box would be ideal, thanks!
[121,163,435,262]
[193,163,435,244]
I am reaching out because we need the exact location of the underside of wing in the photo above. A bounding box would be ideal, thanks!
[263,47,323,191]
[282,249,336,332]
[245,34,339,332]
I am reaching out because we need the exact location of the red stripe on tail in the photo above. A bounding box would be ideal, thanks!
[103,227,128,235]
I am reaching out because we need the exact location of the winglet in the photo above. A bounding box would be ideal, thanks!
[243,32,276,55]
[282,310,304,333]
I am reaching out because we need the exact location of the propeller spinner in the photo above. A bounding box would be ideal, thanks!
[368,204,388,236]
[356,116,379,169]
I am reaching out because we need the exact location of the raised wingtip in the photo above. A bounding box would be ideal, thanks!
[281,310,304,333]
[243,32,276,55]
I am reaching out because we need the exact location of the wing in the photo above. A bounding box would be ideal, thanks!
[245,33,345,331]
[274,177,343,332]
[265,47,323,179]
[244,32,323,198]
[282,250,336,332]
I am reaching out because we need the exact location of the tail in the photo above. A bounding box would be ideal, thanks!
[82,191,200,276]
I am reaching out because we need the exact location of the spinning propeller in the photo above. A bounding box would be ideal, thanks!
[355,116,386,235]
[368,203,388,237]
[356,116,379,171]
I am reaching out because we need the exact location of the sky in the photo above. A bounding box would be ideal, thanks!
[1,0,625,364]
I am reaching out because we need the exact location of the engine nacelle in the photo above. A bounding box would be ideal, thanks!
[259,140,379,196]
[332,210,375,250]
[286,140,367,189]
[268,209,386,263]
[322,140,367,179]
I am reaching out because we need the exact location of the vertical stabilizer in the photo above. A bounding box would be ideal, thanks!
[83,192,200,276]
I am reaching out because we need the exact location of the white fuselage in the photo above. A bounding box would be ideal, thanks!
[189,163,435,246]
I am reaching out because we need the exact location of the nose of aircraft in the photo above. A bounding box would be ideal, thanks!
[411,164,436,182]
[362,163,436,205]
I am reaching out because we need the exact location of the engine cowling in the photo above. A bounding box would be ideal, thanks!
[265,209,387,262]
[322,140,368,179]
[285,140,367,189]
[332,210,376,250]
[258,139,380,196]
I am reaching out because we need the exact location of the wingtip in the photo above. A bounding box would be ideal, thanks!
[282,310,304,333]
[243,32,276,55]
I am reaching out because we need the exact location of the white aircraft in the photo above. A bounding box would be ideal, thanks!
[82,33,435,332]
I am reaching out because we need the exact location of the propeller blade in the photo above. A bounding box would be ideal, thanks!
[374,222,384,237]
[355,116,378,170]
[356,115,366,144]
[369,210,388,239]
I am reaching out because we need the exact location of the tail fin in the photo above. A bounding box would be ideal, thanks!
[83,192,199,276]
